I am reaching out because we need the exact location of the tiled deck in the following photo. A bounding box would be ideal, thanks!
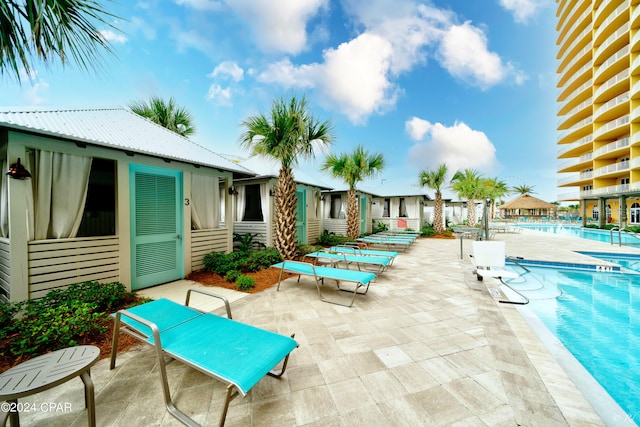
[15,228,640,426]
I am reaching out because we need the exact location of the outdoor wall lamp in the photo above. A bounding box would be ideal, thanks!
[228,187,238,195]
[6,158,31,179]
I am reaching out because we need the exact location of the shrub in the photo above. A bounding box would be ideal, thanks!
[420,224,436,237]
[203,248,282,275]
[297,244,322,256]
[315,230,351,246]
[233,232,266,252]
[235,275,255,291]
[372,220,388,233]
[224,270,241,283]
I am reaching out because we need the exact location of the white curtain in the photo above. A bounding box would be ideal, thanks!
[0,161,7,238]
[27,150,92,240]
[236,185,246,221]
[259,183,268,220]
[191,174,219,229]
[219,187,225,224]
[405,198,417,218]
[340,194,347,218]
[312,191,318,219]
[324,196,331,218]
[390,198,399,218]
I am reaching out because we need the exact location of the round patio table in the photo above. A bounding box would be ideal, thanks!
[0,345,100,427]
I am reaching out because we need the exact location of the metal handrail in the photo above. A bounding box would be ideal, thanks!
[610,227,640,246]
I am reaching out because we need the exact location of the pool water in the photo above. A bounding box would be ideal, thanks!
[503,262,640,422]
[515,224,640,246]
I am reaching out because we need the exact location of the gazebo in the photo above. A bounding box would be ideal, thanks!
[499,194,557,221]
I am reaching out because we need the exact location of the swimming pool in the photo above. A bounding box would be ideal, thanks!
[515,224,640,246]
[503,260,640,424]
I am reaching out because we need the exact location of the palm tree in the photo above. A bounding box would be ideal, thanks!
[512,184,536,195]
[322,146,384,240]
[129,97,196,136]
[450,168,483,227]
[419,164,448,235]
[481,177,510,219]
[239,95,333,260]
[2,0,119,82]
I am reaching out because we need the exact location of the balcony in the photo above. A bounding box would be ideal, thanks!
[593,160,630,177]
[558,135,593,158]
[558,7,592,57]
[558,171,594,186]
[593,137,631,159]
[558,97,593,127]
[594,0,629,34]
[594,115,630,140]
[592,183,631,195]
[594,69,630,103]
[559,56,593,92]
[558,191,581,201]
[594,92,630,122]
[594,25,629,67]
[594,44,630,83]
[557,116,593,144]
[634,4,640,28]
[632,105,640,122]
[557,151,593,172]
[558,78,593,111]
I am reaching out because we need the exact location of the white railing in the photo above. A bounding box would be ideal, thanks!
[594,69,630,100]
[593,115,630,139]
[558,135,593,157]
[594,1,630,43]
[594,92,629,119]
[559,60,593,104]
[593,160,630,177]
[593,136,630,157]
[558,78,593,113]
[594,27,629,66]
[592,183,631,195]
[557,116,593,142]
[558,191,581,201]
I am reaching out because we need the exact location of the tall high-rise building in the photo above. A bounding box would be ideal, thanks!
[556,0,640,226]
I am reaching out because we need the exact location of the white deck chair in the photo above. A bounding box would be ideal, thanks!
[470,241,519,281]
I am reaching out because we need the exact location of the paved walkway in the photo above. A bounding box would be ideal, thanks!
[15,229,640,426]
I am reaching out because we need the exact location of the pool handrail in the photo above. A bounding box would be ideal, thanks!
[609,227,640,246]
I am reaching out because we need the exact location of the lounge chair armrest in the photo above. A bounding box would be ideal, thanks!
[110,309,162,369]
[185,288,233,319]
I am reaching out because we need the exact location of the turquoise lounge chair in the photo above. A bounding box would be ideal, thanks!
[273,260,377,307]
[328,245,399,263]
[110,289,298,427]
[302,250,392,274]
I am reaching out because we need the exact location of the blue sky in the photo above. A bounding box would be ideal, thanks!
[3,0,560,202]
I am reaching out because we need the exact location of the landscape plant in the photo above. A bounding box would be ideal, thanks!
[235,275,255,291]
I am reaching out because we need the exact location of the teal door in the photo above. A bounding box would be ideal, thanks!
[360,195,367,234]
[296,188,307,244]
[130,165,184,290]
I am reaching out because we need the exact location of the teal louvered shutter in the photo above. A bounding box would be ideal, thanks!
[295,188,306,244]
[130,165,183,290]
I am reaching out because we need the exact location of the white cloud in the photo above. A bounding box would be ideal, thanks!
[129,16,156,40]
[174,0,223,10]
[209,61,244,82]
[254,1,523,122]
[437,21,524,89]
[405,119,497,173]
[206,84,233,106]
[99,29,127,44]
[224,0,328,54]
[258,33,397,124]
[499,0,544,24]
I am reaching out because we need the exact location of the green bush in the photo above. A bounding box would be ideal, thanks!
[224,270,241,283]
[315,230,352,246]
[0,281,137,361]
[203,248,283,275]
[372,220,388,233]
[235,275,255,291]
[233,232,266,252]
[420,224,436,237]
[297,244,322,256]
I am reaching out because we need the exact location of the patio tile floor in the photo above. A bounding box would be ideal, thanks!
[15,228,640,426]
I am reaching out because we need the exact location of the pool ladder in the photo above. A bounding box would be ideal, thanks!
[610,227,640,246]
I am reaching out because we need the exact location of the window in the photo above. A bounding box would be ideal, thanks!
[621,177,630,185]
[592,205,599,220]
[77,158,116,237]
[330,195,342,219]
[399,198,408,217]
[242,184,263,221]
[382,198,390,217]
[631,202,640,224]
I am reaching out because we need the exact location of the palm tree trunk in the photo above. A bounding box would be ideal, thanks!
[346,189,360,240]
[274,166,298,260]
[434,193,444,234]
[467,200,476,227]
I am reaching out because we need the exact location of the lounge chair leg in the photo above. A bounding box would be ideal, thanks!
[218,386,238,427]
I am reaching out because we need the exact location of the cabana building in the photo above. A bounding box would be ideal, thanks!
[499,194,558,221]
[321,189,375,236]
[0,107,250,302]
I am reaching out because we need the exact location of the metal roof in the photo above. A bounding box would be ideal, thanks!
[0,107,250,174]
